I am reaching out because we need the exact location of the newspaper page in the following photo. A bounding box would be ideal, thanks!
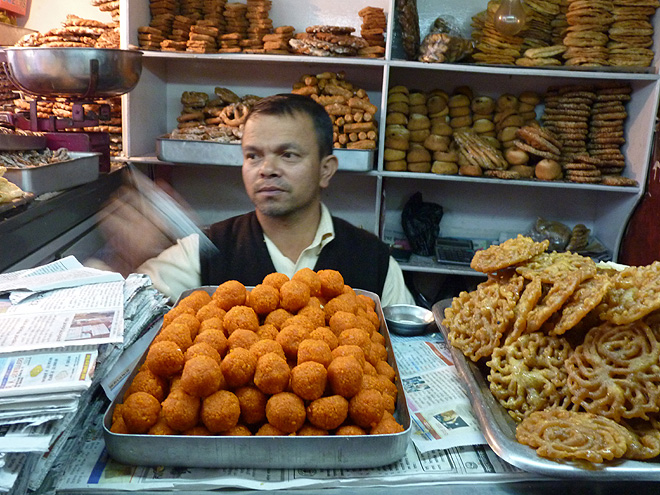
[0,282,125,353]
[0,347,98,398]
[390,332,487,453]
[54,412,537,493]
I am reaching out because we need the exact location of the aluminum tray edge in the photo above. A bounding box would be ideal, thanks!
[103,287,411,469]
[432,299,660,481]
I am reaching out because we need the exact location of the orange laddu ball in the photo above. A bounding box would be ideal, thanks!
[327,355,363,398]
[297,338,333,368]
[170,313,201,340]
[223,305,259,335]
[201,389,241,433]
[213,280,247,310]
[180,354,223,397]
[125,368,169,402]
[306,394,349,430]
[265,392,306,433]
[290,360,327,401]
[279,279,310,313]
[292,267,322,297]
[196,302,226,323]
[254,352,291,395]
[194,328,229,357]
[122,391,161,433]
[317,269,344,299]
[178,289,212,312]
[220,347,257,388]
[145,340,185,377]
[248,284,280,315]
[235,385,267,425]
[262,272,290,291]
[161,388,201,431]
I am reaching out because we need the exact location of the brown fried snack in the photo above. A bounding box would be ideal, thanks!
[565,320,660,421]
[516,409,633,463]
[443,277,521,362]
[488,332,573,422]
[470,234,549,273]
[598,261,660,324]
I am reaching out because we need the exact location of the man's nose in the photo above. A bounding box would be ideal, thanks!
[259,154,280,175]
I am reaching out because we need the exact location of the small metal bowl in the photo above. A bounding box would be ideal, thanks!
[383,304,435,336]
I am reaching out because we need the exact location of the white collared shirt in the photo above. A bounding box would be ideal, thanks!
[137,204,415,307]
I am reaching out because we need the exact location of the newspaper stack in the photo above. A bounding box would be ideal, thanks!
[0,257,169,495]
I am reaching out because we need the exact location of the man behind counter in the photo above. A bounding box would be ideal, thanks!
[127,93,414,307]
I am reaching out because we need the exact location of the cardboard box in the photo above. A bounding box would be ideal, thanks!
[0,0,26,16]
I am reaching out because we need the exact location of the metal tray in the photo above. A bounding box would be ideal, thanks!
[431,299,660,480]
[156,135,375,171]
[103,287,411,469]
[3,151,100,196]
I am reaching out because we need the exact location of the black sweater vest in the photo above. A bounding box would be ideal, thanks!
[200,212,390,296]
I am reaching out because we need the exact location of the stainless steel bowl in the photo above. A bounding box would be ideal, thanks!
[383,304,435,336]
[0,47,143,98]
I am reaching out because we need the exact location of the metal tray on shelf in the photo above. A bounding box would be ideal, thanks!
[3,152,100,196]
[103,287,411,469]
[156,135,375,171]
[431,299,660,481]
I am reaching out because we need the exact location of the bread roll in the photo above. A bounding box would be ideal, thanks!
[384,159,407,171]
[407,143,431,163]
[431,161,459,175]
[384,148,406,161]
[407,161,432,173]
[407,113,431,130]
[423,134,450,151]
[409,128,431,143]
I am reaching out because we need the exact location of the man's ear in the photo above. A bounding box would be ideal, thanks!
[319,154,339,189]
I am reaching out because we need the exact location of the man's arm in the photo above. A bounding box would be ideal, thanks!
[381,256,416,307]
[137,234,203,302]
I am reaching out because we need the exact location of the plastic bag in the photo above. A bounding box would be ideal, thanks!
[401,192,444,256]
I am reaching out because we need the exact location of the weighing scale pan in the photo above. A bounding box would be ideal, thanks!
[0,47,142,99]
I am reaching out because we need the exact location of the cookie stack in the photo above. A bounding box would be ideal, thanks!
[518,0,556,53]
[384,86,411,172]
[187,20,219,53]
[92,0,120,24]
[180,0,204,22]
[562,0,613,67]
[551,0,569,45]
[244,0,273,50]
[202,0,227,28]
[260,26,295,54]
[138,26,166,51]
[471,1,524,65]
[587,83,630,176]
[358,6,386,58]
[164,15,194,50]
[223,2,249,44]
[0,70,17,110]
[608,0,657,67]
[99,97,124,157]
[148,0,178,39]
[541,85,595,162]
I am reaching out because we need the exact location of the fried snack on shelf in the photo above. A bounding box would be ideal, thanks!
[598,261,660,324]
[620,417,660,460]
[470,234,550,274]
[565,320,660,422]
[487,332,573,422]
[516,409,633,463]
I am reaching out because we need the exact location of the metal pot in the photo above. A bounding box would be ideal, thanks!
[0,47,143,99]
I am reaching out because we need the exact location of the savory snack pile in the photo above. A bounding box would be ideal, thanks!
[442,234,660,464]
[384,81,636,186]
[292,71,378,150]
[0,165,25,204]
[15,14,118,48]
[168,87,261,142]
[138,1,385,58]
[111,268,404,437]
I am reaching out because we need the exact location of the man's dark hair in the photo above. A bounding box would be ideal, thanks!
[245,93,334,159]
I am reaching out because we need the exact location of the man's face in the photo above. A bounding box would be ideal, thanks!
[241,112,336,218]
